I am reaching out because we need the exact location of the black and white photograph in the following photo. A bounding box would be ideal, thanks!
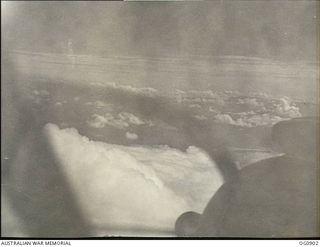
[1,0,319,239]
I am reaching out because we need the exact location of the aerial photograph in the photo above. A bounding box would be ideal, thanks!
[1,1,319,238]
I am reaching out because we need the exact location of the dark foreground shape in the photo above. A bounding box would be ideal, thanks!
[175,211,201,237]
[175,117,319,238]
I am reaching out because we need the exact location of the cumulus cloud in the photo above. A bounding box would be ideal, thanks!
[213,96,301,127]
[87,113,129,129]
[118,112,145,125]
[126,132,139,140]
[87,114,109,128]
[244,114,283,127]
[104,82,159,97]
[44,123,223,233]
[275,97,301,118]
[89,82,158,97]
[214,114,236,125]
[87,112,149,130]
[214,113,283,127]
[237,98,263,108]
[233,111,255,117]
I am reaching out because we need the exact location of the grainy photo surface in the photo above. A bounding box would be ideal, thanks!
[1,0,319,238]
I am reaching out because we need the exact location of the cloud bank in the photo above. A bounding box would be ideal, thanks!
[44,123,223,233]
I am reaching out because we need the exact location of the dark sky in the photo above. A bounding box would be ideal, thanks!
[2,1,319,61]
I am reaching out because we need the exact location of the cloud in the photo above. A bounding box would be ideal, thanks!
[214,114,236,125]
[85,101,114,111]
[104,83,158,97]
[180,90,226,106]
[244,114,283,127]
[44,123,223,232]
[87,112,150,130]
[87,113,129,129]
[87,114,109,128]
[214,113,284,127]
[237,98,263,108]
[126,132,138,140]
[275,97,301,118]
[213,96,302,127]
[209,106,220,114]
[118,112,145,125]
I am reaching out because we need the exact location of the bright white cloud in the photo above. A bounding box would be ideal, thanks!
[87,114,108,128]
[87,113,129,129]
[214,114,235,125]
[118,112,145,125]
[87,112,149,130]
[126,132,139,140]
[44,123,223,234]
[275,97,301,118]
[214,113,284,127]
[103,82,158,97]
